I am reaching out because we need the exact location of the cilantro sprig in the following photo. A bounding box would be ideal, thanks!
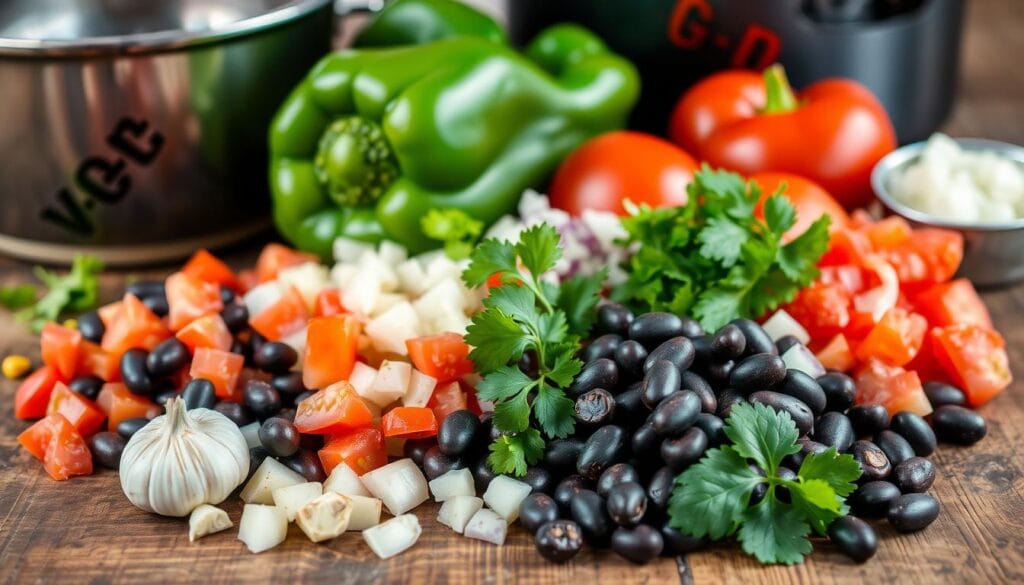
[0,254,103,332]
[462,224,603,476]
[613,167,830,331]
[668,402,861,564]
[421,208,483,260]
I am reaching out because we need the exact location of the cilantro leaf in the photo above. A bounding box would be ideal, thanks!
[669,445,763,540]
[536,311,568,345]
[487,429,545,477]
[464,310,528,372]
[723,402,801,475]
[692,288,745,333]
[798,447,862,498]
[0,284,38,310]
[493,389,532,433]
[532,383,575,438]
[779,215,831,281]
[421,208,483,260]
[462,238,518,287]
[17,254,103,333]
[475,366,534,403]
[546,353,583,387]
[515,224,561,277]
[483,285,538,326]
[788,478,844,535]
[557,268,606,337]
[763,194,796,236]
[738,497,813,565]
[697,217,748,267]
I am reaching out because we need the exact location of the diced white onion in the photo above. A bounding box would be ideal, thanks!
[239,422,261,450]
[782,344,827,379]
[365,301,420,355]
[272,481,323,521]
[482,475,532,522]
[237,504,288,553]
[761,309,810,345]
[437,495,483,533]
[240,457,306,505]
[428,468,476,502]
[243,281,283,317]
[463,508,508,545]
[363,514,422,559]
[323,462,371,497]
[346,495,383,531]
[359,458,429,515]
[403,369,437,408]
[364,360,412,407]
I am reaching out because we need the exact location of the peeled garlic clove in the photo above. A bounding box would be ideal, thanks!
[189,504,233,542]
[296,492,353,543]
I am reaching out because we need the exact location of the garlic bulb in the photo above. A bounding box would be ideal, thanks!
[120,397,249,517]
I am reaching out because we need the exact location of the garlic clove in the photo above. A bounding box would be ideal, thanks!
[189,504,233,542]
[296,492,353,543]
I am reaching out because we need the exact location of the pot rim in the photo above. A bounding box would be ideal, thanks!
[0,0,332,58]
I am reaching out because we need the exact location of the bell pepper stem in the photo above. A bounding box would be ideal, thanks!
[761,64,798,114]
[314,117,399,207]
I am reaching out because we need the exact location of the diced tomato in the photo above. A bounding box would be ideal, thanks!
[819,265,865,295]
[314,288,347,317]
[913,279,992,329]
[843,310,878,342]
[855,308,927,367]
[189,348,244,399]
[101,293,171,359]
[819,228,871,267]
[382,406,438,439]
[98,300,123,328]
[854,359,932,417]
[406,333,474,384]
[249,285,309,341]
[176,314,232,352]
[18,413,93,480]
[930,324,1012,407]
[256,243,317,283]
[75,341,121,382]
[15,366,61,420]
[40,322,82,381]
[182,249,238,291]
[816,334,856,373]
[294,381,374,435]
[318,427,387,475]
[863,215,912,250]
[880,229,963,286]
[237,269,259,294]
[165,271,223,331]
[46,382,105,437]
[303,315,360,390]
[428,381,469,422]
[783,281,851,341]
[96,383,161,431]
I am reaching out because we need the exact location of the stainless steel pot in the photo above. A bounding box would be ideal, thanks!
[0,0,334,265]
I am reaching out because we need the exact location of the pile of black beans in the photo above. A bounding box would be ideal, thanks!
[412,302,988,565]
[76,281,326,483]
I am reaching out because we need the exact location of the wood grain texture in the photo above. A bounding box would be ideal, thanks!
[2,0,1024,583]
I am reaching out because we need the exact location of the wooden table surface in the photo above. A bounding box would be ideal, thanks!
[3,1,1024,583]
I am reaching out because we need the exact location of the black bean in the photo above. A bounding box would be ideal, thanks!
[422,446,466,480]
[569,358,618,399]
[126,280,165,298]
[677,318,703,338]
[535,520,584,562]
[614,340,648,379]
[775,466,797,503]
[253,342,298,375]
[214,401,252,426]
[472,457,497,493]
[715,389,747,419]
[661,427,709,472]
[748,391,814,435]
[276,407,296,422]
[729,354,787,394]
[691,335,713,364]
[597,303,634,337]
[705,360,734,385]
[784,438,829,470]
[116,417,149,439]
[641,361,680,409]
[612,524,663,563]
[544,438,585,472]
[77,311,105,344]
[87,432,126,470]
[577,425,627,480]
[680,371,716,413]
[874,430,916,466]
[847,404,891,437]
[851,440,891,481]
[849,481,902,518]
[647,467,675,512]
[220,303,250,334]
[522,466,554,494]
[570,489,611,545]
[923,382,967,409]
[629,312,687,349]
[182,379,216,410]
[597,463,640,498]
[606,481,648,527]
[259,417,300,458]
[554,475,590,511]
[403,438,436,467]
[777,370,827,415]
[518,351,540,378]
[932,405,987,445]
[660,523,706,556]
[709,324,746,361]
[576,389,617,427]
[775,335,802,356]
[613,385,645,427]
[521,493,560,534]
[890,411,937,456]
[153,388,179,406]
[120,349,153,395]
[271,372,307,397]
[300,433,323,451]
[817,372,857,412]
[729,319,776,356]
[244,380,282,420]
[749,480,768,505]
[69,375,104,401]
[437,409,480,456]
[231,339,252,363]
[693,413,727,446]
[247,447,269,480]
[584,334,622,363]
[643,337,696,374]
[812,412,855,452]
[283,449,326,482]
[891,457,935,493]
[631,422,661,455]
[887,493,940,532]
[145,338,190,379]
[828,516,878,563]
[219,286,236,304]
[142,294,169,317]
[650,391,701,437]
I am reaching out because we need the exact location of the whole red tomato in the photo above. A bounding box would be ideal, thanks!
[749,172,849,241]
[549,131,699,216]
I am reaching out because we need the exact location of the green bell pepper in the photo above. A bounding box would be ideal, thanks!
[268,0,639,257]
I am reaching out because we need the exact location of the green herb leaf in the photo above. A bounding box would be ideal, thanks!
[492,389,531,433]
[788,478,844,535]
[515,224,561,277]
[668,445,763,540]
[475,366,534,403]
[558,268,607,337]
[483,285,538,326]
[723,402,801,474]
[697,217,748,267]
[462,238,519,287]
[421,208,483,261]
[0,284,38,310]
[17,254,103,332]
[737,496,813,565]
[546,353,583,388]
[487,429,545,477]
[778,215,831,282]
[532,382,575,439]
[464,310,529,372]
[763,194,796,236]
[798,447,862,498]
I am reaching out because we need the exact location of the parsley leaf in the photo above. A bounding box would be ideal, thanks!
[475,366,534,403]
[13,254,103,333]
[533,382,576,439]
[464,310,529,372]
[724,402,801,474]
[697,217,747,267]
[557,268,607,337]
[487,429,545,477]
[798,447,862,498]
[669,446,763,539]
[515,224,561,277]
[738,497,813,565]
[421,208,483,260]
[461,238,519,287]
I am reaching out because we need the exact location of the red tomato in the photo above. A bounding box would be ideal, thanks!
[46,382,105,437]
[783,281,851,341]
[406,333,474,384]
[75,341,121,382]
[318,427,387,475]
[303,315,360,391]
[854,359,932,417]
[237,269,259,294]
[15,366,61,420]
[101,293,171,359]
[314,288,346,317]
[930,324,1012,407]
[294,381,374,435]
[256,243,318,283]
[549,131,699,216]
[96,383,161,431]
[40,322,82,381]
[182,249,239,291]
[176,314,232,352]
[750,172,850,241]
[913,279,992,329]
[165,271,223,332]
[819,265,865,295]
[189,348,244,399]
[98,300,123,328]
[381,406,438,439]
[428,381,469,422]
[816,334,855,373]
[819,228,872,268]
[862,216,912,250]
[879,228,963,287]
[855,308,927,367]
[18,413,93,480]
[249,285,309,341]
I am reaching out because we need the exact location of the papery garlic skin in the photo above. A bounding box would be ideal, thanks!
[120,398,249,517]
